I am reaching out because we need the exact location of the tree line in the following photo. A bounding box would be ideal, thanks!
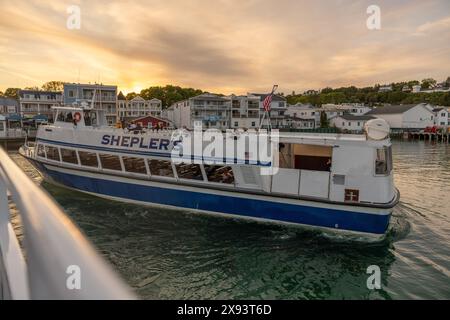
[286,77,450,106]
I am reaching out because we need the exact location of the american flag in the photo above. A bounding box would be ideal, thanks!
[263,94,273,112]
[263,85,278,112]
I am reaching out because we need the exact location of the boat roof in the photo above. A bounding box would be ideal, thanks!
[278,131,367,142]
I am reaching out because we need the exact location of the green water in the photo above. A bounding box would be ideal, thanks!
[10,140,450,299]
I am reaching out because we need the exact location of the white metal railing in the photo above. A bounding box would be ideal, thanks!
[0,148,136,299]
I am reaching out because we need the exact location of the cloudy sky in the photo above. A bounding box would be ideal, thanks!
[0,0,449,94]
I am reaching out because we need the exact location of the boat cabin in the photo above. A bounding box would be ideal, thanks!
[53,106,108,128]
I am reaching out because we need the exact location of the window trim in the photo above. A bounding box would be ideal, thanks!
[98,153,123,172]
[44,145,61,162]
[122,156,148,175]
[78,150,100,168]
[60,147,79,165]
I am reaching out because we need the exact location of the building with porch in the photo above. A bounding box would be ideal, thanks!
[19,90,62,122]
[229,94,260,129]
[0,98,19,116]
[117,94,162,120]
[253,93,287,128]
[168,93,231,130]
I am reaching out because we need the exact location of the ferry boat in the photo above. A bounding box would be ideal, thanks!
[19,105,399,240]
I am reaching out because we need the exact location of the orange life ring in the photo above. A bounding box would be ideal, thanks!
[74,112,82,122]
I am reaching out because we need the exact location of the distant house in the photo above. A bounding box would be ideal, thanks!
[253,93,287,128]
[0,98,19,115]
[19,90,63,122]
[432,108,449,126]
[129,115,171,129]
[346,104,372,115]
[286,104,319,127]
[402,85,412,93]
[378,85,393,92]
[412,85,422,93]
[285,116,316,129]
[304,90,319,96]
[117,94,162,120]
[168,93,231,130]
[330,114,376,133]
[229,94,261,129]
[366,103,435,129]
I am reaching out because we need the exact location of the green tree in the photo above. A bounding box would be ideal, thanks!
[126,92,138,100]
[421,78,437,90]
[42,81,65,91]
[3,88,21,99]
[320,111,329,128]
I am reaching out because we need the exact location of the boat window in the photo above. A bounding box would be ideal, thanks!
[148,159,174,177]
[56,111,75,123]
[61,148,78,164]
[99,154,122,171]
[45,146,60,161]
[123,157,147,174]
[175,163,204,180]
[204,165,234,184]
[37,144,46,158]
[84,111,92,126]
[78,151,99,167]
[293,144,332,172]
[375,146,392,175]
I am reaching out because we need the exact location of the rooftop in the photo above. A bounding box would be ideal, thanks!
[0,98,19,106]
[367,104,426,115]
[252,93,286,102]
[339,114,376,121]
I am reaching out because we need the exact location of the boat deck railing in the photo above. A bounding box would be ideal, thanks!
[0,147,135,299]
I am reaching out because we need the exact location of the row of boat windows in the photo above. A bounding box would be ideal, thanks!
[37,144,235,184]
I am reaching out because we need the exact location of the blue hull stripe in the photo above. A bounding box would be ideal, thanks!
[35,162,390,235]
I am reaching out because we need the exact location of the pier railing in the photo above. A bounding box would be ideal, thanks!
[0,147,135,299]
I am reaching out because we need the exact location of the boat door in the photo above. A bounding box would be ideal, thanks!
[271,143,332,199]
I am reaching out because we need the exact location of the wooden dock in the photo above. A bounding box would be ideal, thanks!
[407,131,450,142]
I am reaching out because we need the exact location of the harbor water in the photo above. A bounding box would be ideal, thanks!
[8,140,450,299]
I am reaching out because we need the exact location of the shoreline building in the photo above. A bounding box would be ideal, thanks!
[19,90,63,122]
[431,107,449,126]
[367,103,435,130]
[330,114,376,133]
[168,93,231,130]
[117,93,162,122]
[253,93,287,128]
[0,98,19,116]
[63,83,117,125]
[229,94,260,129]
[285,103,319,128]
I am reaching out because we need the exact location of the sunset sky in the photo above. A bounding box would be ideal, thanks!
[0,0,449,94]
